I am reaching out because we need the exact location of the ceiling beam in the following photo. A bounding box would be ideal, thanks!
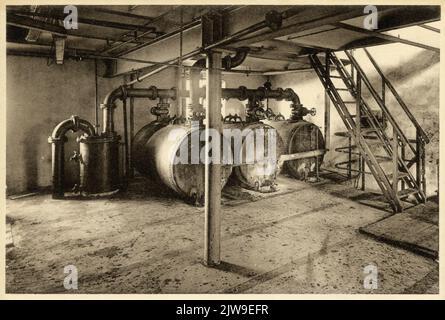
[89,7,156,20]
[10,10,158,33]
[7,13,67,36]
[335,22,440,52]
[418,24,440,33]
[99,6,180,54]
[7,13,153,45]
[228,6,377,48]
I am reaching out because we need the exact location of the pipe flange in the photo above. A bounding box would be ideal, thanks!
[284,88,294,100]
[120,85,128,101]
[238,86,247,101]
[263,81,272,91]
[148,85,158,100]
[256,86,266,99]
[170,87,177,101]
[70,115,80,131]
[276,87,284,100]
[223,55,232,71]
[48,136,65,144]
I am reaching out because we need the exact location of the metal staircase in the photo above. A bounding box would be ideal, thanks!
[310,49,429,213]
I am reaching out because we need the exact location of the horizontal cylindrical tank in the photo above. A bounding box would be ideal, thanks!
[78,134,121,195]
[133,122,232,204]
[224,122,284,192]
[264,120,325,180]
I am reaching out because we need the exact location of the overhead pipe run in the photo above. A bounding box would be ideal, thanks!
[221,86,301,105]
[222,85,315,122]
[101,86,177,134]
[188,48,249,120]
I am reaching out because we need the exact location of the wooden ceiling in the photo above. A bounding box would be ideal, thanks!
[6,5,441,75]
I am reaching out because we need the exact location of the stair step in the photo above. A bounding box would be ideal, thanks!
[335,88,350,91]
[330,75,343,79]
[361,128,379,134]
[376,156,393,163]
[387,172,409,181]
[397,188,419,198]
[334,131,384,140]
[343,101,357,104]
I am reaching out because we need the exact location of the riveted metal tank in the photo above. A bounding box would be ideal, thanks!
[223,122,284,192]
[133,122,232,203]
[78,134,121,195]
[264,120,325,180]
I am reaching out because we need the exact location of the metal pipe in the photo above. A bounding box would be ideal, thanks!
[101,7,181,54]
[122,98,129,187]
[94,59,100,134]
[101,86,177,134]
[129,75,135,179]
[48,116,96,199]
[177,48,248,120]
[221,86,301,105]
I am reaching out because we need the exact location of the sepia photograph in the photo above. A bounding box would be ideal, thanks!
[1,1,442,299]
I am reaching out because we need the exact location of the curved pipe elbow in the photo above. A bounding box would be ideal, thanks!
[102,85,177,134]
[192,47,249,71]
[223,47,249,70]
[283,88,301,106]
[103,86,126,109]
[50,116,96,142]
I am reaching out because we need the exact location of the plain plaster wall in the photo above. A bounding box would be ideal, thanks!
[5,56,179,195]
[6,56,97,194]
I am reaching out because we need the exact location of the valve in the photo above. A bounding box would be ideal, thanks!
[223,113,243,124]
[69,151,83,164]
[309,108,316,116]
[150,99,170,121]
[290,104,316,121]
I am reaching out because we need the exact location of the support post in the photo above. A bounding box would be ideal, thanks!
[356,73,363,187]
[204,51,222,266]
[392,126,399,199]
[416,129,421,194]
[51,140,65,199]
[348,136,352,179]
[129,74,135,179]
[94,59,100,134]
[122,98,129,188]
[324,51,331,150]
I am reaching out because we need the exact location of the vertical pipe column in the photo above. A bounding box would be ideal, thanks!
[122,98,129,187]
[416,130,421,195]
[392,126,400,211]
[94,59,100,134]
[129,75,135,179]
[324,51,331,150]
[51,139,65,199]
[204,51,222,266]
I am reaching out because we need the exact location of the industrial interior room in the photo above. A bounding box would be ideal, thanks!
[4,4,441,294]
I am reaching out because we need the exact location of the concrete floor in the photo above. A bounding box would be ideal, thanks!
[6,174,439,294]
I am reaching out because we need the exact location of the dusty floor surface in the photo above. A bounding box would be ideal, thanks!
[5,174,439,294]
